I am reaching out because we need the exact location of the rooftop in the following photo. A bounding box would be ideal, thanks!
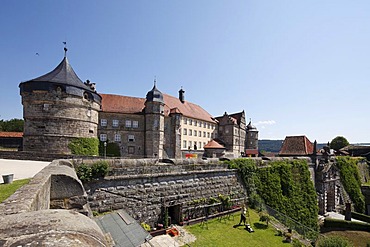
[279,135,314,156]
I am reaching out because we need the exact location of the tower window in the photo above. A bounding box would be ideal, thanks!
[133,120,139,128]
[114,134,121,142]
[128,134,135,142]
[43,104,50,111]
[125,120,132,127]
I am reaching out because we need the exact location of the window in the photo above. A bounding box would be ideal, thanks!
[113,119,119,127]
[183,140,187,148]
[189,141,192,149]
[114,134,121,142]
[43,104,49,111]
[101,119,107,127]
[195,120,198,126]
[125,120,132,127]
[203,122,206,128]
[128,134,135,142]
[100,134,107,141]
[189,119,193,125]
[194,130,197,136]
[203,131,206,137]
[184,118,187,124]
[133,120,139,128]
[128,146,135,154]
[183,128,187,135]
[207,123,210,129]
[198,131,201,137]
[198,121,202,127]
[199,142,202,149]
[203,142,206,148]
[207,132,210,138]
[189,129,192,136]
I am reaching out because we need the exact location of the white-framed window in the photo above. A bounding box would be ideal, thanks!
[183,140,187,148]
[184,118,187,124]
[112,119,119,127]
[189,129,192,136]
[203,142,206,147]
[189,141,192,149]
[128,134,135,142]
[114,134,121,142]
[207,123,210,129]
[194,130,197,136]
[133,120,139,128]
[189,119,193,125]
[100,134,107,141]
[203,131,206,137]
[203,122,206,128]
[183,128,187,135]
[199,142,202,149]
[125,120,132,127]
[101,119,107,127]
[198,121,202,127]
[195,120,198,126]
[207,132,210,138]
[198,131,201,137]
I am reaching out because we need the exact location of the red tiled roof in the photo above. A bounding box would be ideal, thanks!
[0,132,23,138]
[245,149,259,155]
[101,93,216,123]
[279,135,314,156]
[204,140,225,149]
[101,94,145,114]
[163,94,216,123]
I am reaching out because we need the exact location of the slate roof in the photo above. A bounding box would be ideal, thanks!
[0,132,23,138]
[23,57,93,92]
[279,135,314,156]
[100,93,216,123]
[95,210,151,247]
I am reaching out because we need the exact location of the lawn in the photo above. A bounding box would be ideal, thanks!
[0,178,30,203]
[184,210,290,247]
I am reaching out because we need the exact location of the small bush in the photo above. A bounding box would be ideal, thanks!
[76,161,110,182]
[68,137,99,155]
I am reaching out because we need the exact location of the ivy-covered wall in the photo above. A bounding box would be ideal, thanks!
[68,137,99,156]
[336,156,366,213]
[227,158,318,230]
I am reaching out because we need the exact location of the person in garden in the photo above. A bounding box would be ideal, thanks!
[239,205,247,225]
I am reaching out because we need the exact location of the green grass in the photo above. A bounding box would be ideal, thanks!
[0,178,30,203]
[184,210,290,247]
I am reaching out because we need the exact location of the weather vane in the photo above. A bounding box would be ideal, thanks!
[63,41,67,57]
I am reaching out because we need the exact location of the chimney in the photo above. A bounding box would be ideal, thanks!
[179,88,185,103]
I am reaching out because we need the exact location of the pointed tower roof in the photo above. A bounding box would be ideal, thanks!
[24,56,93,92]
[146,84,164,103]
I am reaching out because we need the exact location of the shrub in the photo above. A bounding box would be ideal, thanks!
[316,236,352,247]
[259,211,270,226]
[68,137,99,155]
[99,141,121,157]
[75,161,110,182]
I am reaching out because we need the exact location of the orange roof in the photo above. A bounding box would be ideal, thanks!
[279,135,314,156]
[101,93,216,123]
[204,140,225,149]
[101,94,145,114]
[0,132,23,138]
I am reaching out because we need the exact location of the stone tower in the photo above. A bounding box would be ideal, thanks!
[246,120,258,150]
[19,50,101,153]
[144,84,165,158]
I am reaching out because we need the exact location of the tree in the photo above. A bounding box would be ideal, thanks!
[0,118,24,132]
[330,136,349,151]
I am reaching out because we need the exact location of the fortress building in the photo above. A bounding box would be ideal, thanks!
[19,51,258,158]
[19,49,101,153]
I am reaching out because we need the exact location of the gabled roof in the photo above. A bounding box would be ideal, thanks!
[279,135,314,156]
[204,139,225,149]
[214,111,244,125]
[100,92,216,123]
[0,132,23,138]
[23,57,92,91]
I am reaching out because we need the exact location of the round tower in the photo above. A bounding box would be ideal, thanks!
[19,50,101,153]
[246,120,259,150]
[144,83,165,158]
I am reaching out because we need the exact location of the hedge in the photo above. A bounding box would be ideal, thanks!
[323,218,370,231]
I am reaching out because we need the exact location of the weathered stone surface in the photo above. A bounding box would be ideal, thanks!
[0,210,108,247]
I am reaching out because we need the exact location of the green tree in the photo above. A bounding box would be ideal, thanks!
[0,118,24,132]
[330,136,349,150]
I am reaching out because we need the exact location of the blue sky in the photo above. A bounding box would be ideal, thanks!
[1,1,369,143]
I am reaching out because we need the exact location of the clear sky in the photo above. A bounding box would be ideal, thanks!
[1,1,369,143]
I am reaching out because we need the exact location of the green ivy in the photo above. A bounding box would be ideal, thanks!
[68,137,99,155]
[227,158,318,230]
[99,141,121,157]
[336,156,365,213]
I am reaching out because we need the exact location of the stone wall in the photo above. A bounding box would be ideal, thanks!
[0,160,108,246]
[82,158,246,227]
